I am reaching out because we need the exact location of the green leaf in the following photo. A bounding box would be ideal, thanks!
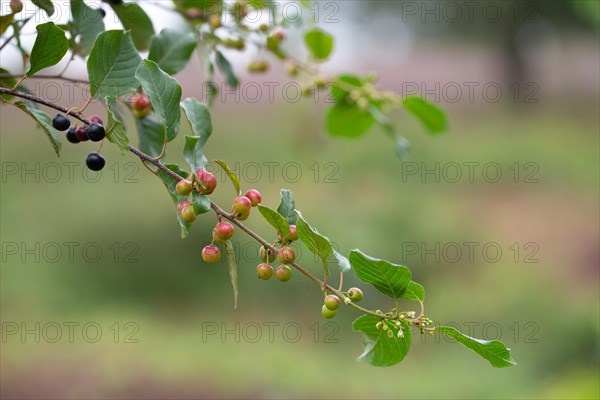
[87,30,142,99]
[349,250,412,300]
[295,210,350,274]
[135,60,182,142]
[192,192,211,215]
[224,240,238,309]
[135,113,165,158]
[14,101,61,157]
[214,160,241,195]
[183,136,207,173]
[330,74,362,102]
[105,99,130,156]
[215,50,239,88]
[326,103,375,138]
[71,0,105,56]
[401,281,425,302]
[402,96,448,135]
[149,28,197,75]
[266,36,285,59]
[276,189,296,225]
[304,28,334,61]
[353,314,411,367]
[180,98,212,146]
[26,22,68,77]
[32,0,55,16]
[156,164,191,238]
[332,250,351,273]
[258,205,290,238]
[175,0,222,10]
[0,13,14,36]
[437,326,517,368]
[110,2,155,51]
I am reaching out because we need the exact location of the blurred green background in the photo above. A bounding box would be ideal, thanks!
[1,1,599,399]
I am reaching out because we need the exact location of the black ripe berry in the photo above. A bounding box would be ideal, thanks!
[87,123,106,142]
[52,114,70,131]
[66,127,80,144]
[98,8,106,18]
[86,152,105,171]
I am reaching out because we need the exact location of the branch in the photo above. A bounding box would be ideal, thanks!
[0,86,420,323]
[0,87,91,123]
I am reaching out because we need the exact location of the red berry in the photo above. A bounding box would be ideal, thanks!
[176,179,193,196]
[178,200,192,213]
[232,196,252,214]
[256,263,273,280]
[89,115,103,125]
[275,265,292,282]
[180,205,196,223]
[271,27,286,41]
[286,225,298,242]
[131,92,151,118]
[213,221,234,241]
[75,126,89,141]
[277,246,295,264]
[324,294,341,311]
[202,245,221,263]
[10,0,23,13]
[244,189,262,207]
[195,169,217,195]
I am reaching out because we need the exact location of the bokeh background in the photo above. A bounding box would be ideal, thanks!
[1,1,599,399]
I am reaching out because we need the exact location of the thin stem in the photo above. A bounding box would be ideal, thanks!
[0,74,90,85]
[0,86,421,324]
[0,14,36,52]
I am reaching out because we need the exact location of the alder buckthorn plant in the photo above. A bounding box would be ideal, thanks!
[0,0,515,369]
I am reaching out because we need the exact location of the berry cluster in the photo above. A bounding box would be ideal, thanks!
[179,176,365,320]
[52,113,107,171]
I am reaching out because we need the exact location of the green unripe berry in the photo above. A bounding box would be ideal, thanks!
[180,205,196,223]
[348,287,363,302]
[213,221,234,241]
[236,209,250,221]
[277,246,295,264]
[321,304,337,319]
[324,294,341,310]
[208,14,221,30]
[256,263,273,280]
[275,265,292,282]
[176,179,193,196]
[201,245,221,263]
[248,59,269,73]
[259,246,277,263]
